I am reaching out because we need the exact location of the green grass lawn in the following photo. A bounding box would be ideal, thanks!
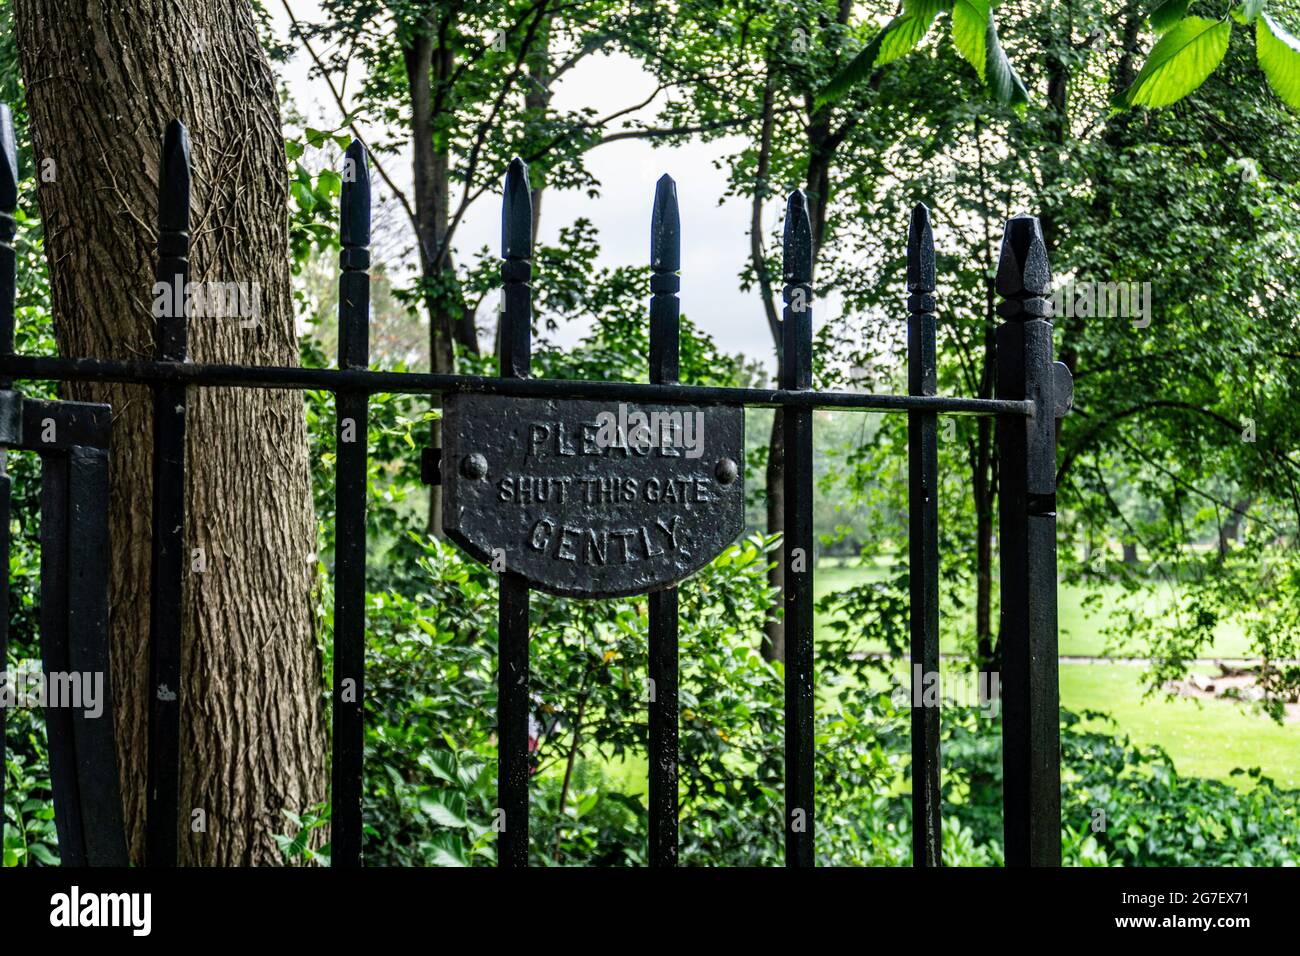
[578,561,1298,798]
[589,662,1300,798]
[1061,663,1300,789]
[814,557,1252,658]
[814,558,1296,787]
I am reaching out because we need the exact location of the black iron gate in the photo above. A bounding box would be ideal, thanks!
[0,108,1072,868]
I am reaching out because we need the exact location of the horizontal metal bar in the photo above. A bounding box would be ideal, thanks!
[0,355,1034,416]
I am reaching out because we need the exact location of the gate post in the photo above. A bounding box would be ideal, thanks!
[332,140,371,867]
[995,214,1062,866]
[647,174,680,866]
[781,190,815,867]
[497,158,533,867]
[0,103,15,825]
[906,203,942,866]
[146,119,191,866]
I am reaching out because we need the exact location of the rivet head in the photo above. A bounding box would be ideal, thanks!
[714,457,738,485]
[461,452,488,481]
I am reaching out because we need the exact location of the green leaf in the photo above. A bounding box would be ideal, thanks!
[984,11,1030,108]
[429,831,469,867]
[29,842,58,865]
[316,169,342,198]
[814,2,951,106]
[814,26,887,106]
[1257,14,1300,109]
[877,8,939,69]
[423,749,457,783]
[419,791,468,828]
[1151,0,1191,32]
[291,181,316,210]
[953,0,992,80]
[1120,16,1231,108]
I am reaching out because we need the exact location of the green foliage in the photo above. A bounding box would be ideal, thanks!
[1076,544,1300,709]
[878,4,943,69]
[274,804,332,866]
[952,1,993,81]
[927,705,1300,866]
[3,707,59,867]
[292,535,1300,868]
[1059,711,1300,864]
[818,0,1029,108]
[285,124,354,271]
[1120,3,1300,111]
[817,0,1300,115]
[1119,16,1232,108]
[978,6,1030,107]
[2,0,1298,871]
[1256,12,1300,108]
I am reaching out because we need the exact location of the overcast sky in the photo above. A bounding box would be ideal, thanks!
[266,4,787,373]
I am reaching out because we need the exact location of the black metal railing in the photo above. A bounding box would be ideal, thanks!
[0,109,1070,868]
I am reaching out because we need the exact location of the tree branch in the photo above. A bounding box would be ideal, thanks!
[279,0,419,232]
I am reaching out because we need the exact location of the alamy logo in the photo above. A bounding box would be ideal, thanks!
[1049,279,1151,328]
[49,886,151,936]
[152,277,262,327]
[593,404,705,459]
[0,668,104,718]
[891,665,1001,719]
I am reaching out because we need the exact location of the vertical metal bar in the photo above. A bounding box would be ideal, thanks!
[0,103,16,824]
[146,119,190,867]
[647,174,680,867]
[781,190,815,867]
[995,214,1061,867]
[66,445,128,865]
[39,452,86,865]
[332,140,371,868]
[907,203,942,866]
[0,103,16,370]
[0,468,9,822]
[497,158,532,867]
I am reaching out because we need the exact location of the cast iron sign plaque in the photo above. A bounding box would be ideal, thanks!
[442,393,745,598]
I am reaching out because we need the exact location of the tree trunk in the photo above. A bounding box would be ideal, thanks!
[15,0,325,865]
[1219,497,1252,557]
[749,66,785,662]
[525,14,552,252]
[407,11,482,536]
[405,25,457,379]
[406,25,450,537]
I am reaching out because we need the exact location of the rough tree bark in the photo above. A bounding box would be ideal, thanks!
[15,0,325,864]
